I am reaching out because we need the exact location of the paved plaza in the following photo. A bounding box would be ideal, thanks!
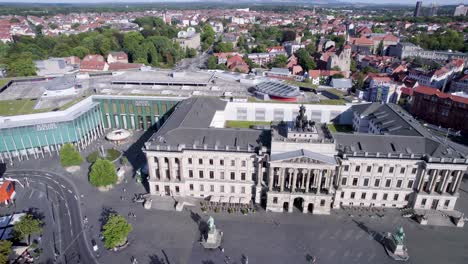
[3,131,468,264]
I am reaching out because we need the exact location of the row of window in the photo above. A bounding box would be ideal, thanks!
[341,177,414,189]
[343,165,418,175]
[155,184,247,194]
[343,191,409,202]
[187,157,250,167]
[188,170,252,181]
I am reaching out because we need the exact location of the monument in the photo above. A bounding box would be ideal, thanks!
[201,216,223,249]
[384,226,409,261]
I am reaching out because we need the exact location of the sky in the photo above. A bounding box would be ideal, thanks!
[0,0,464,5]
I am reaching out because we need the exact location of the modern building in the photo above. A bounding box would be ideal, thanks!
[414,1,423,17]
[0,95,181,163]
[144,97,468,215]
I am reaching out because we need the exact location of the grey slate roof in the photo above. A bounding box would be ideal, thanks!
[330,78,352,89]
[270,149,337,164]
[334,133,465,159]
[146,97,266,152]
[351,103,431,137]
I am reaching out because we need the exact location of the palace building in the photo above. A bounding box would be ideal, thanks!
[144,97,468,214]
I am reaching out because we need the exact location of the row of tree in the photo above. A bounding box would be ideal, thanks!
[0,17,190,77]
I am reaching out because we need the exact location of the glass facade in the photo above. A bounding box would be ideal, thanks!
[0,96,181,162]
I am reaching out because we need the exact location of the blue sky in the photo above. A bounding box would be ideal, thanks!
[0,0,464,5]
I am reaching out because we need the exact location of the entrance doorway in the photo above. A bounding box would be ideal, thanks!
[307,203,314,213]
[164,186,170,196]
[431,199,439,210]
[283,202,289,212]
[293,197,305,212]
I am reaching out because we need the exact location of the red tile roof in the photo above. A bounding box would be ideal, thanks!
[414,85,468,104]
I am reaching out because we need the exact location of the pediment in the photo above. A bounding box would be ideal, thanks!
[270,149,337,165]
[280,156,327,164]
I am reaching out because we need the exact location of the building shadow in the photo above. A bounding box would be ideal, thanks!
[190,210,209,241]
[352,219,386,245]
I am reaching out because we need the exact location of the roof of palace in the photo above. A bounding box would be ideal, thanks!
[145,97,266,153]
[270,149,337,165]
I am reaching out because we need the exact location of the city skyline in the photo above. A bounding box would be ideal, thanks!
[0,0,465,6]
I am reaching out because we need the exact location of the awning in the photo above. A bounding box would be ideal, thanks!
[229,197,239,204]
[240,197,250,204]
[210,196,220,203]
[220,196,230,203]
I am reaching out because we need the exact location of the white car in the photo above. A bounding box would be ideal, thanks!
[92,239,98,252]
[116,167,125,178]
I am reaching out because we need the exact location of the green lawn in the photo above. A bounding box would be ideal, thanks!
[286,80,318,89]
[225,120,271,129]
[0,78,10,88]
[0,99,39,116]
[327,124,354,133]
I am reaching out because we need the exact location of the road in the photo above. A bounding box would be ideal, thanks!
[4,170,98,264]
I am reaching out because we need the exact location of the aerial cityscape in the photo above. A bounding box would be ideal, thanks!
[0,0,467,263]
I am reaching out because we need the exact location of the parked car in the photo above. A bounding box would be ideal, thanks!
[117,167,125,178]
[91,239,98,252]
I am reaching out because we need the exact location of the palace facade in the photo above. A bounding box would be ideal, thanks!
[144,97,468,214]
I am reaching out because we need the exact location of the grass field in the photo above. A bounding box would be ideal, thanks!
[0,99,40,116]
[327,124,354,133]
[225,120,271,129]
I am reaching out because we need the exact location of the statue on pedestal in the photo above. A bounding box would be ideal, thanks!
[392,226,405,245]
[207,216,216,232]
[201,216,223,249]
[385,226,409,261]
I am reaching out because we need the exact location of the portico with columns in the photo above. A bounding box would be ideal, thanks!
[266,149,338,214]
[412,163,466,211]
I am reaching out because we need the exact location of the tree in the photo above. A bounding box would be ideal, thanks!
[213,42,233,53]
[295,48,316,72]
[282,30,296,42]
[89,158,117,187]
[59,143,83,167]
[0,240,11,264]
[376,40,384,55]
[71,46,90,59]
[305,42,316,55]
[332,73,345,79]
[272,54,288,68]
[6,54,36,77]
[207,55,217,69]
[102,214,132,249]
[13,214,43,245]
[185,48,197,58]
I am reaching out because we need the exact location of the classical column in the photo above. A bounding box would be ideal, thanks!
[280,168,285,192]
[305,170,311,193]
[257,159,263,187]
[452,171,463,193]
[292,169,298,192]
[429,169,438,193]
[301,169,308,189]
[316,170,322,194]
[328,170,333,189]
[268,166,274,191]
[417,168,426,192]
[158,157,164,181]
[168,157,174,181]
[440,170,450,193]
[178,158,183,181]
